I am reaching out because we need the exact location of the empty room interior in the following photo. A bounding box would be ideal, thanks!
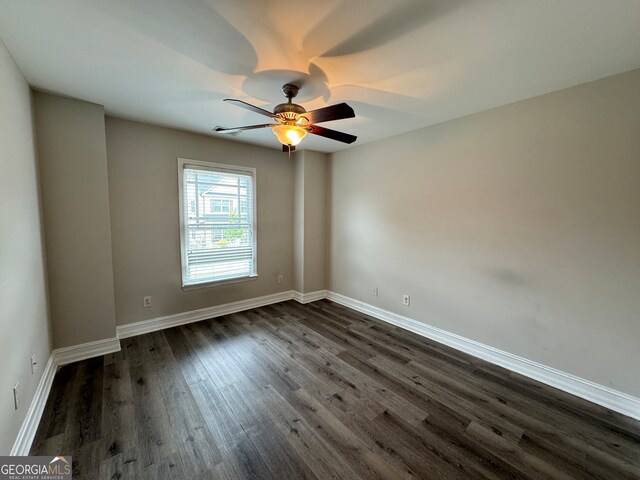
[1,1,640,478]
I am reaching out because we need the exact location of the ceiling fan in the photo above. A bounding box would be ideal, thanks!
[213,84,357,152]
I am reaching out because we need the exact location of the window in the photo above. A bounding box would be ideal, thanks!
[178,159,256,287]
[211,198,232,214]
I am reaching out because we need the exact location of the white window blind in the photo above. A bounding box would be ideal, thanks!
[179,160,256,287]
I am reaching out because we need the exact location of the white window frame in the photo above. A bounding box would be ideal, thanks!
[177,158,258,290]
[212,198,232,214]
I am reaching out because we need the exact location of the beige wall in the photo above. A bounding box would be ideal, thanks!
[329,68,640,397]
[293,150,328,293]
[105,118,295,325]
[302,151,328,293]
[34,93,117,348]
[293,152,305,293]
[0,41,51,454]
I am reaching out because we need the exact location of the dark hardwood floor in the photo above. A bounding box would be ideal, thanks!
[31,300,640,479]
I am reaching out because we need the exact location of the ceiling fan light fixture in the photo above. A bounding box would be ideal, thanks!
[216,84,356,150]
[272,124,307,146]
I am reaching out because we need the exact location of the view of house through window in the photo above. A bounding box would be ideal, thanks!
[179,160,256,286]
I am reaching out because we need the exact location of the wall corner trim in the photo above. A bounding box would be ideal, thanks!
[325,291,640,421]
[293,290,328,304]
[10,336,121,455]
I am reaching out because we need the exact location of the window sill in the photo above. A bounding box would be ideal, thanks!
[182,274,258,291]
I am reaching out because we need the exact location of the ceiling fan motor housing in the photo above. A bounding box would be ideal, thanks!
[274,103,307,123]
[274,102,306,114]
[274,83,307,122]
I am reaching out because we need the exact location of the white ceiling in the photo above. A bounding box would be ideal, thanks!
[1,0,639,153]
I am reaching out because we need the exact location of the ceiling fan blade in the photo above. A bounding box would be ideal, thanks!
[223,99,275,117]
[282,144,296,153]
[308,125,357,144]
[213,123,276,134]
[304,102,355,124]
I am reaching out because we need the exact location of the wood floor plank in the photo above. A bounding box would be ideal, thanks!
[189,379,248,455]
[465,420,576,480]
[221,383,320,480]
[30,300,640,479]
[225,435,279,480]
[63,356,104,452]
[369,354,526,442]
[287,387,415,480]
[257,384,365,480]
[292,338,429,426]
[101,357,137,458]
[267,303,346,355]
[99,448,142,480]
[161,379,223,474]
[127,333,179,468]
[519,430,640,480]
[468,365,640,459]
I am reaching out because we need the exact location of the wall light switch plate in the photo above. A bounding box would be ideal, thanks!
[143,296,152,308]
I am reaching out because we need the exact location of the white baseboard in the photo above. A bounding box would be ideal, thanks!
[10,337,121,455]
[293,290,328,304]
[326,291,640,421]
[53,337,121,366]
[117,290,297,339]
[10,355,57,456]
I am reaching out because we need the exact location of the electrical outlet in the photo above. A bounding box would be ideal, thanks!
[402,295,410,306]
[277,275,284,284]
[13,381,21,410]
[143,296,152,308]
[31,354,37,375]
[372,287,378,297]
